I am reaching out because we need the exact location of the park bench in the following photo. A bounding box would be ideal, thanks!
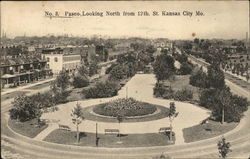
[105,129,119,135]
[159,127,171,133]
[59,124,71,131]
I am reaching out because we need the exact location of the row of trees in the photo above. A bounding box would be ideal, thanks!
[190,64,225,89]
[174,54,194,75]
[190,64,248,123]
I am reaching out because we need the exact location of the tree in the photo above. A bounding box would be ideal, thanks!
[179,62,193,75]
[89,62,99,77]
[116,113,124,143]
[77,65,89,78]
[109,64,127,80]
[9,94,43,122]
[194,38,200,45]
[168,102,178,142]
[104,49,109,62]
[72,75,89,88]
[153,54,176,82]
[190,67,209,88]
[9,95,33,121]
[71,102,84,143]
[246,73,249,81]
[56,70,70,91]
[145,45,156,54]
[218,137,232,158]
[218,87,232,124]
[207,64,225,89]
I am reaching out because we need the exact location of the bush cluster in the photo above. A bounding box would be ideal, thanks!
[174,88,193,101]
[93,98,157,117]
[154,83,193,101]
[84,81,120,98]
[9,93,57,122]
[200,87,248,122]
[72,75,89,88]
[189,68,209,88]
[175,54,194,75]
[179,62,193,75]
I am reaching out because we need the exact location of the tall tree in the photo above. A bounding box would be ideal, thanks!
[77,65,89,78]
[117,114,124,143]
[71,102,85,143]
[207,64,225,89]
[56,70,70,91]
[88,62,99,77]
[218,137,232,158]
[153,54,176,82]
[168,102,179,142]
[218,87,232,124]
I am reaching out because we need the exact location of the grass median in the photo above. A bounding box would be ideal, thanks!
[44,129,175,147]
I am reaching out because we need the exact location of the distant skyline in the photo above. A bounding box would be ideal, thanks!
[1,1,249,40]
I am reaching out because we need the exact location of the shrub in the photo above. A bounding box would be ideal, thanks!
[174,88,193,101]
[153,83,167,97]
[9,95,41,122]
[54,90,70,104]
[200,88,249,122]
[179,62,193,75]
[153,83,174,99]
[109,64,128,80]
[93,98,157,117]
[190,68,209,88]
[72,75,89,88]
[84,81,120,98]
[199,88,218,109]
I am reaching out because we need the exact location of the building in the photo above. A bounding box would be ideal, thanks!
[0,54,52,88]
[42,48,81,74]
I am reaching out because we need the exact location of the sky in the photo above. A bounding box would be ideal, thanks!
[1,1,249,40]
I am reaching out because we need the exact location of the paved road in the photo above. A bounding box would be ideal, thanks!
[1,57,250,159]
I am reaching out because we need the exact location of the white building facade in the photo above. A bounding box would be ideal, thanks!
[43,54,81,74]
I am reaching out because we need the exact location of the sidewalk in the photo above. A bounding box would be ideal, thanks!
[1,77,55,96]
[34,124,58,141]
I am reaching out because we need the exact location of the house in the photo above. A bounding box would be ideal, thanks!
[0,54,52,88]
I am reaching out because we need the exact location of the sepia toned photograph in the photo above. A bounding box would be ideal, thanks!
[1,1,249,159]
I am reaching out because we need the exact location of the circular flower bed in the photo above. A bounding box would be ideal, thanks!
[93,98,157,117]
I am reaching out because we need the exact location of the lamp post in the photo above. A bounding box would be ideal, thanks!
[95,123,99,147]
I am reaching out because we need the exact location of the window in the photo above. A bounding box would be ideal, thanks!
[47,57,50,62]
[54,57,58,62]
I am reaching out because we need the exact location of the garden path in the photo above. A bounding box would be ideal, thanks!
[41,74,210,145]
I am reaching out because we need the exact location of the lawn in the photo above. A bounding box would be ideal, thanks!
[162,75,201,102]
[8,118,48,138]
[44,129,174,147]
[183,120,238,143]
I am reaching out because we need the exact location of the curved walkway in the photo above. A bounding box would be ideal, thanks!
[41,74,210,145]
[1,73,250,159]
